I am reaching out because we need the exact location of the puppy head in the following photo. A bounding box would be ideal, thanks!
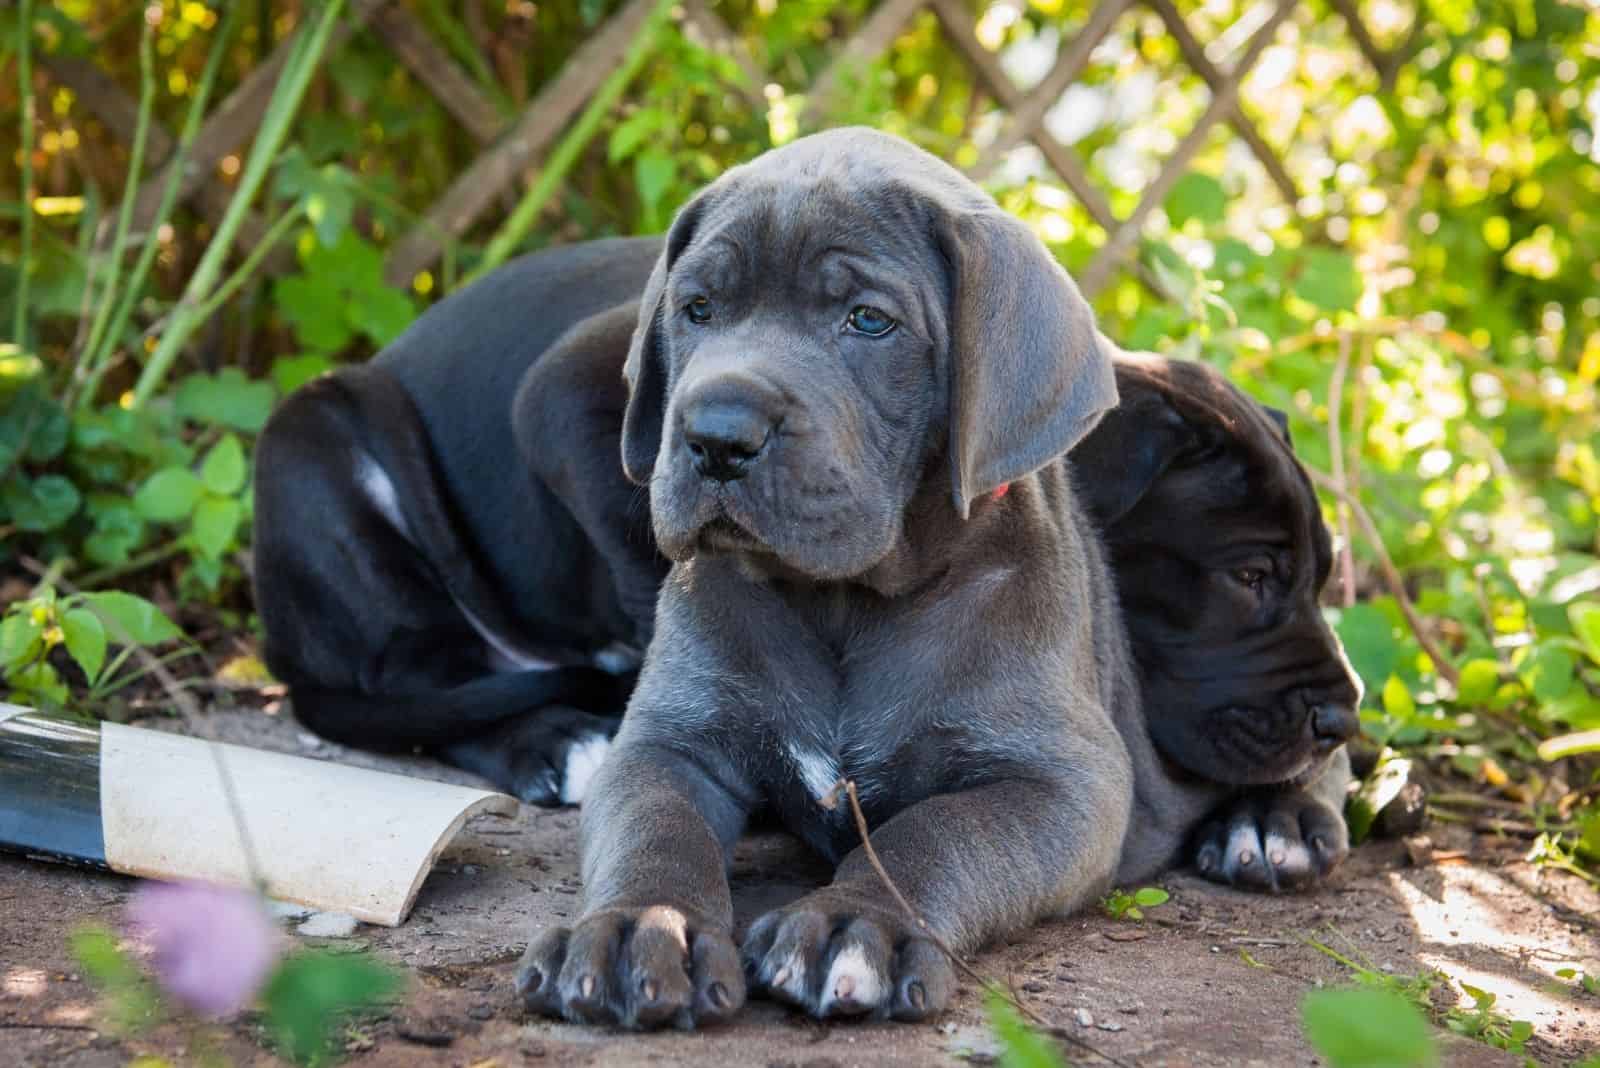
[1073,353,1362,787]
[622,128,1116,580]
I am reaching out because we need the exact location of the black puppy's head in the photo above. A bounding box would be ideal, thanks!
[621,128,1115,580]
[1073,353,1362,787]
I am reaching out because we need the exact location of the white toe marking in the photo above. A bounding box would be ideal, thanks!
[823,945,885,1011]
[1226,823,1263,869]
[777,950,809,1000]
[1265,831,1312,874]
[787,742,840,804]
[560,735,613,805]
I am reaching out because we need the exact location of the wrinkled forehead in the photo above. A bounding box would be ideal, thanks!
[674,175,945,298]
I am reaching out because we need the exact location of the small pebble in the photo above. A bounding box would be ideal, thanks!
[1022,980,1047,993]
[1096,1020,1124,1032]
[1074,1009,1094,1028]
[298,912,359,938]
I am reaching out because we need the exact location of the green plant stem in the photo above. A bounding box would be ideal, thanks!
[78,1,245,410]
[132,0,348,407]
[74,18,156,399]
[75,541,186,589]
[465,0,675,285]
[13,0,34,346]
[158,203,303,334]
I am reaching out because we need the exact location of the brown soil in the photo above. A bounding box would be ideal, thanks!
[3,705,1597,1067]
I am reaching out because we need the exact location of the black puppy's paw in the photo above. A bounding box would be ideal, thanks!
[516,906,745,1030]
[442,707,617,808]
[1192,790,1349,892]
[741,900,954,1021]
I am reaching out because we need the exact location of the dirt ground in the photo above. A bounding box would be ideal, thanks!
[3,705,1598,1067]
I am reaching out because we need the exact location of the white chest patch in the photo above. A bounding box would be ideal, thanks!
[561,734,613,806]
[787,742,841,804]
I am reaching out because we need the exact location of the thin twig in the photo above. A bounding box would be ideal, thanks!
[1303,467,1461,689]
[822,778,1137,1068]
[1327,332,1356,608]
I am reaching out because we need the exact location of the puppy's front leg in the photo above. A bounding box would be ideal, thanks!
[517,742,750,1029]
[744,773,1129,1021]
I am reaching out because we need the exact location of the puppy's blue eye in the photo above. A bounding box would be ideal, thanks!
[686,297,712,324]
[847,305,896,337]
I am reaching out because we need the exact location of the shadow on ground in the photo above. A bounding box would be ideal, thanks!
[3,706,1597,1067]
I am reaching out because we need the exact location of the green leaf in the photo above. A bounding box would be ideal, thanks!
[60,608,107,685]
[1519,644,1576,705]
[261,949,402,1067]
[1571,602,1600,665]
[81,591,182,645]
[174,369,277,432]
[1454,658,1501,705]
[134,467,203,522]
[1382,675,1416,720]
[1347,750,1413,845]
[984,987,1069,1068]
[609,108,666,163]
[275,274,355,353]
[201,434,247,496]
[1335,604,1401,699]
[1165,172,1227,227]
[634,148,677,216]
[1301,988,1437,1068]
[1,473,82,532]
[0,612,44,664]
[1132,887,1170,907]
[83,495,147,567]
[347,284,416,347]
[190,495,244,560]
[8,660,69,707]
[1291,248,1362,313]
[272,353,334,394]
[70,926,161,1033]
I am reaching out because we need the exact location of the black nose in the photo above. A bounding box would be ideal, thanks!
[1311,701,1360,747]
[682,402,773,482]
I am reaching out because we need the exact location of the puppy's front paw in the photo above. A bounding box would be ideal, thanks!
[516,906,744,1029]
[1192,790,1348,892]
[741,901,953,1021]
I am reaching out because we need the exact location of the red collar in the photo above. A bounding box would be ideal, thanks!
[991,482,1010,501]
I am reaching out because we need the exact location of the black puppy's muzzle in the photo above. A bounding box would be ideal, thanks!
[1308,696,1360,750]
[680,379,780,483]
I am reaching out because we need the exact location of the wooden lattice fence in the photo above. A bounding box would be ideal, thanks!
[41,0,1421,300]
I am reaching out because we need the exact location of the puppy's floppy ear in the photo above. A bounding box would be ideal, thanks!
[937,208,1118,518]
[621,196,708,485]
[1265,405,1293,445]
[1069,386,1198,528]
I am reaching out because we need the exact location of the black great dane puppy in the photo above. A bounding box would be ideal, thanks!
[254,144,1361,904]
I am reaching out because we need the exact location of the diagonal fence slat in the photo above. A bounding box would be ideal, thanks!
[971,0,1134,177]
[801,0,930,122]
[48,0,1410,320]
[383,0,661,287]
[369,4,506,144]
[1143,0,1300,209]
[1078,0,1298,296]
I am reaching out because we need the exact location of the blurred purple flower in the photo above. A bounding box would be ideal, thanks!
[127,880,281,1018]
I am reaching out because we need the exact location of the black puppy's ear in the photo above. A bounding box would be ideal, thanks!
[1265,405,1293,445]
[621,197,707,485]
[937,208,1118,518]
[1070,388,1198,527]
